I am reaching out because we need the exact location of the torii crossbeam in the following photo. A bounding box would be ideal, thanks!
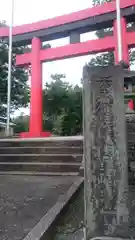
[0,0,135,138]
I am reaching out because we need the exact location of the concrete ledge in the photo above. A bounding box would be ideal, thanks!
[0,136,83,142]
[0,171,79,176]
[0,153,82,157]
[23,177,83,240]
[90,238,131,240]
[0,162,81,165]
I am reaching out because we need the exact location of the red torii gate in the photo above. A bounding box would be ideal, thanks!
[0,0,135,138]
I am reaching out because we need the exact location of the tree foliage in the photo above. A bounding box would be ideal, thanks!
[43,74,82,136]
[13,115,29,133]
[14,74,82,136]
[0,21,30,117]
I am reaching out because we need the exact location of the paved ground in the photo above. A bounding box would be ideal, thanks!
[0,175,77,240]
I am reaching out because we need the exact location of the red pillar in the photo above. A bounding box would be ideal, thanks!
[29,37,42,137]
[113,17,129,65]
[20,37,42,138]
[20,37,52,138]
[128,100,134,110]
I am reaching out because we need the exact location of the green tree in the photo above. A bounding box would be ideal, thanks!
[43,74,82,136]
[43,74,69,118]
[13,114,29,133]
[0,21,30,117]
[60,85,82,136]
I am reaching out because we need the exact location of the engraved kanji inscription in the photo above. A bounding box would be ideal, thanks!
[83,65,129,239]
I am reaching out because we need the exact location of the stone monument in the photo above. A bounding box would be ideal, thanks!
[83,65,129,239]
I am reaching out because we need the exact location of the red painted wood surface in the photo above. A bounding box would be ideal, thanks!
[0,0,134,37]
[16,30,135,66]
[128,100,134,110]
[29,38,43,137]
[16,37,115,66]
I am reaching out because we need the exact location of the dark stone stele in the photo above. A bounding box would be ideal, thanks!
[83,65,129,239]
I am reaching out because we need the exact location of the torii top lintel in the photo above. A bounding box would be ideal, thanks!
[0,0,135,45]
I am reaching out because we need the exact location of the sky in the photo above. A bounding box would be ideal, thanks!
[0,0,97,87]
[0,0,97,115]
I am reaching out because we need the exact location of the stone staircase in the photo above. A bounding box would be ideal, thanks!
[0,136,83,176]
[1,119,135,179]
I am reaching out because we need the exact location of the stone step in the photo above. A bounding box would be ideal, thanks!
[0,146,83,155]
[0,137,83,175]
[0,171,78,176]
[0,162,80,173]
[0,154,82,163]
[0,142,83,148]
[0,138,83,148]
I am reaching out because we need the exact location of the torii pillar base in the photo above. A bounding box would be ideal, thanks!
[20,131,52,138]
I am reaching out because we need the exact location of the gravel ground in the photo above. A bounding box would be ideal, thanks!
[0,175,77,240]
[51,185,135,239]
[52,184,84,240]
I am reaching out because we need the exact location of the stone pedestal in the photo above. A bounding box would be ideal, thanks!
[83,65,129,239]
